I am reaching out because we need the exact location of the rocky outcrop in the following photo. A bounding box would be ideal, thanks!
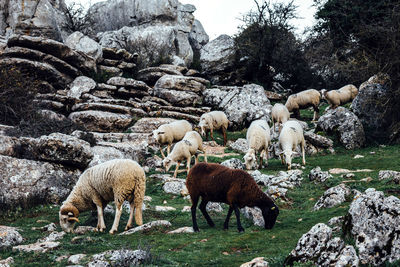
[92,0,208,66]
[200,34,236,84]
[317,107,365,149]
[309,166,332,183]
[0,0,69,41]
[345,188,400,265]
[203,84,273,130]
[220,158,245,170]
[0,155,80,211]
[378,170,400,184]
[88,249,149,267]
[0,226,24,250]
[98,47,138,78]
[313,184,351,211]
[285,223,359,266]
[352,80,399,143]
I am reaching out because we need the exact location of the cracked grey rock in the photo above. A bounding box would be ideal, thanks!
[221,158,245,170]
[309,166,333,183]
[0,226,24,250]
[313,184,351,211]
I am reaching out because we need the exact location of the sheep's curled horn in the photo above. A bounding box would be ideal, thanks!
[61,204,80,222]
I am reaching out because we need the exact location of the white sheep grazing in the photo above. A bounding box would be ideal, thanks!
[244,120,271,170]
[198,111,229,146]
[152,120,192,158]
[321,84,358,109]
[162,131,207,178]
[59,159,146,234]
[271,103,290,131]
[285,89,321,121]
[278,120,306,170]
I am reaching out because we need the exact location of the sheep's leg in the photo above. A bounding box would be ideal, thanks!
[222,127,227,146]
[279,154,285,165]
[294,109,300,119]
[95,205,106,232]
[203,148,207,163]
[109,203,122,234]
[125,202,135,231]
[210,128,214,141]
[223,207,234,230]
[173,161,180,178]
[160,146,166,159]
[312,106,320,121]
[264,147,269,166]
[186,157,191,175]
[199,199,215,227]
[191,195,200,232]
[167,144,171,155]
[301,139,306,165]
[233,204,244,233]
[259,151,263,169]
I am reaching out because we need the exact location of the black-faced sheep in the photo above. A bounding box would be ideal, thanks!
[198,111,229,146]
[321,84,358,109]
[153,120,192,158]
[278,120,305,170]
[59,159,146,234]
[244,119,271,170]
[285,89,321,121]
[162,131,207,178]
[271,103,290,131]
[186,162,279,232]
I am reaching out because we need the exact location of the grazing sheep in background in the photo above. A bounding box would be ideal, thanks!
[59,159,146,234]
[153,120,192,158]
[244,120,271,170]
[186,162,279,232]
[321,84,358,109]
[278,121,306,170]
[198,111,229,146]
[285,89,321,121]
[162,131,207,178]
[271,103,290,131]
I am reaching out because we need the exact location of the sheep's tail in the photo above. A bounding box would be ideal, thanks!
[133,172,146,226]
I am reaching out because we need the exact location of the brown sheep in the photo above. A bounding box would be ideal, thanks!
[186,162,279,232]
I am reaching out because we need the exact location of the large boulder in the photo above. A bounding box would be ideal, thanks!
[189,19,209,51]
[0,0,69,41]
[200,34,236,84]
[203,84,273,130]
[0,155,81,211]
[351,82,399,143]
[317,107,365,149]
[313,184,351,211]
[68,111,133,132]
[65,32,103,61]
[345,188,400,265]
[154,75,209,93]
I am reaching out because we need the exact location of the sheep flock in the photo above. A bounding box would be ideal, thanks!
[59,84,359,235]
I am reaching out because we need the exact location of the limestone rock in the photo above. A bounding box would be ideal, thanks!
[68,111,133,132]
[240,257,269,267]
[203,84,273,130]
[345,188,400,265]
[90,249,148,267]
[0,226,24,250]
[38,231,65,243]
[221,158,245,170]
[200,34,236,84]
[304,131,333,149]
[317,107,365,149]
[189,19,209,51]
[74,226,97,235]
[13,241,60,253]
[0,155,81,211]
[309,166,333,183]
[313,184,351,211]
[68,76,97,99]
[206,202,223,213]
[155,206,176,212]
[65,32,103,61]
[241,207,265,227]
[378,170,400,184]
[163,179,187,196]
[0,257,14,267]
[136,66,182,86]
[68,254,86,265]
[119,220,171,235]
[154,74,208,93]
[129,118,176,133]
[167,226,194,234]
[152,88,202,107]
[228,138,248,154]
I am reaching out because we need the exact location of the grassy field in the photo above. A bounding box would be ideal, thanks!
[1,109,400,266]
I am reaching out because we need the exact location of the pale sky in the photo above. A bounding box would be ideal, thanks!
[69,0,316,40]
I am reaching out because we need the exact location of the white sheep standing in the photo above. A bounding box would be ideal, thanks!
[271,103,290,131]
[278,120,306,170]
[198,111,229,145]
[285,89,321,121]
[162,131,207,178]
[321,84,358,109]
[153,120,192,158]
[244,119,271,170]
[59,159,146,234]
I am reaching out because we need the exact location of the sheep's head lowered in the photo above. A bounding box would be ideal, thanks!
[162,157,174,172]
[59,204,80,233]
[243,149,257,170]
[280,149,299,170]
[152,129,165,142]
[198,117,210,136]
[260,203,279,229]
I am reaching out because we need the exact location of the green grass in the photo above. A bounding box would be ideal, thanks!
[1,134,400,266]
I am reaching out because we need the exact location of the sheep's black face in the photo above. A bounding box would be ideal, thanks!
[261,205,279,229]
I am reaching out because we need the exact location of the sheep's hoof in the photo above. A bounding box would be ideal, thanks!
[237,227,245,233]
[193,227,200,232]
[109,229,116,235]
[124,226,132,231]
